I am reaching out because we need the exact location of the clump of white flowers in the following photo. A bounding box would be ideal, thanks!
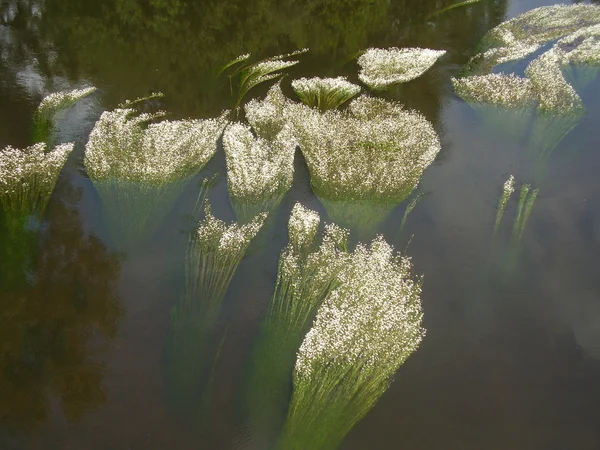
[183,201,267,323]
[471,4,600,74]
[246,203,349,431]
[452,73,537,109]
[493,174,515,238]
[525,48,583,113]
[454,5,600,163]
[84,105,228,247]
[168,201,266,413]
[291,95,441,234]
[0,142,74,218]
[245,82,298,140]
[358,47,446,90]
[279,235,424,450]
[33,86,96,144]
[223,122,297,223]
[291,77,361,111]
[557,23,600,90]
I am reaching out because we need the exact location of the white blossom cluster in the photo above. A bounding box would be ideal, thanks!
[502,175,515,200]
[291,95,441,204]
[85,108,228,184]
[556,23,600,66]
[0,142,73,213]
[525,48,583,113]
[36,86,97,121]
[223,122,296,201]
[457,5,600,114]
[222,122,297,220]
[195,203,267,255]
[294,235,424,379]
[452,73,537,109]
[291,76,361,110]
[287,202,321,254]
[357,47,446,90]
[245,82,297,140]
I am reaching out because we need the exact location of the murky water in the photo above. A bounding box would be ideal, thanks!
[1,0,600,449]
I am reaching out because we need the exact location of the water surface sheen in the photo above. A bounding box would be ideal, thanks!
[1,0,600,449]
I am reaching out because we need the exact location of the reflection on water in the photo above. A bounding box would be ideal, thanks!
[0,175,122,434]
[1,0,600,449]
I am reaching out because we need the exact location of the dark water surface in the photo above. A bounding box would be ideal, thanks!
[1,0,600,448]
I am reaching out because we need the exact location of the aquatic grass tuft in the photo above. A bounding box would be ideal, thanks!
[245,204,349,437]
[357,47,446,91]
[222,122,297,223]
[33,87,96,144]
[493,175,515,238]
[167,201,267,414]
[290,95,441,236]
[84,105,228,247]
[0,142,74,222]
[278,236,425,450]
[291,77,360,111]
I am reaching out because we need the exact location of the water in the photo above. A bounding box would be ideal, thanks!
[1,0,600,448]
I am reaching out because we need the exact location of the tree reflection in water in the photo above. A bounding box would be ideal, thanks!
[0,175,122,434]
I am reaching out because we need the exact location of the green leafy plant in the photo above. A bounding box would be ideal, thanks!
[291,77,360,111]
[219,49,308,110]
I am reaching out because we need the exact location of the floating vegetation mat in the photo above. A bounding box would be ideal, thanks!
[358,47,446,91]
[84,106,228,248]
[454,4,600,167]
[278,236,425,450]
[245,204,348,438]
[291,77,360,111]
[167,202,266,414]
[290,95,441,236]
[223,122,297,223]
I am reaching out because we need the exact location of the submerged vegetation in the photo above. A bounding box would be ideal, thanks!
[493,175,515,238]
[167,201,266,413]
[291,95,441,235]
[84,104,228,247]
[33,87,97,144]
[246,204,349,436]
[223,123,297,223]
[279,236,424,450]
[511,183,539,244]
[358,47,446,90]
[454,4,600,168]
[291,77,361,111]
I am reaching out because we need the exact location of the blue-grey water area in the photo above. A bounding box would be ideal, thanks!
[1,0,600,448]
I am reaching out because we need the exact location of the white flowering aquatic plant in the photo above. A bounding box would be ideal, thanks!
[0,142,74,220]
[219,49,308,109]
[493,175,515,238]
[84,105,228,247]
[454,5,600,169]
[278,235,425,450]
[223,122,297,223]
[357,47,446,91]
[291,77,360,111]
[33,87,96,144]
[245,82,297,141]
[246,204,349,435]
[557,23,600,89]
[167,201,267,413]
[290,95,441,235]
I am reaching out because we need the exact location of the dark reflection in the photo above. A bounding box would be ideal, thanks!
[0,0,508,117]
[0,175,122,434]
